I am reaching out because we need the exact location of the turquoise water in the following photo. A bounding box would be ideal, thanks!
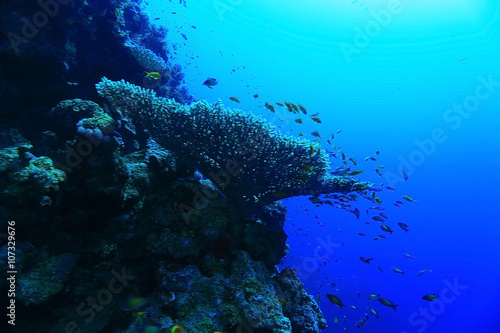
[145,1,500,332]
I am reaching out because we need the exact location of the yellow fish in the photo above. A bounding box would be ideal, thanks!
[309,143,315,155]
[119,296,151,311]
[265,102,275,112]
[171,324,184,333]
[284,102,294,112]
[301,165,315,172]
[145,72,161,80]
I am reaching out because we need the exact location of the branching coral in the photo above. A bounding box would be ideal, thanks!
[96,78,372,204]
[124,41,168,71]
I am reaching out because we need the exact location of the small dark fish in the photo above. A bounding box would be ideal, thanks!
[402,169,409,181]
[311,130,322,138]
[398,222,410,232]
[326,294,344,308]
[202,77,218,88]
[378,297,398,311]
[360,257,374,264]
[353,208,360,219]
[377,265,383,272]
[368,307,380,319]
[331,167,350,175]
[191,25,197,29]
[154,17,160,20]
[391,266,405,275]
[181,33,187,40]
[417,268,433,277]
[309,197,322,204]
[403,195,415,202]
[380,225,393,235]
[422,294,440,301]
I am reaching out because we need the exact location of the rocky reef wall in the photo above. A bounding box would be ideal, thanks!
[0,1,336,332]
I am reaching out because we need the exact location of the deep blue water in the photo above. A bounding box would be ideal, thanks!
[147,1,500,332]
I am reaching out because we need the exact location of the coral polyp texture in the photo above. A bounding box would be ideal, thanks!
[96,78,371,204]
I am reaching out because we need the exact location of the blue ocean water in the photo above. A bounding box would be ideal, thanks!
[144,0,500,332]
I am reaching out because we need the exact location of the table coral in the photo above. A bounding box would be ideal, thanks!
[96,78,372,204]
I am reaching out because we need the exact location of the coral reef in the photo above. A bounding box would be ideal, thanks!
[0,1,379,332]
[0,94,331,331]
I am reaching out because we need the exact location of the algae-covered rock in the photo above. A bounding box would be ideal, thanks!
[158,251,294,333]
[18,156,66,192]
[0,130,66,206]
[273,268,328,332]
[18,252,77,306]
